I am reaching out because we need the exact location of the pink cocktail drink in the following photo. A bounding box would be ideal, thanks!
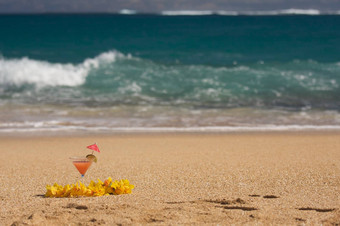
[70,157,93,177]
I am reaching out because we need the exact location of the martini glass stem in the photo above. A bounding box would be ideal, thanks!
[81,174,85,185]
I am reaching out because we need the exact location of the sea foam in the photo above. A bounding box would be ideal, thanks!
[1,122,340,134]
[0,51,121,87]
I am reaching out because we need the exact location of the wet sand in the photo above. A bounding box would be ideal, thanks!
[1,132,339,225]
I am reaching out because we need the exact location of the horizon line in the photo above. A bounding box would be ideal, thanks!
[0,8,340,16]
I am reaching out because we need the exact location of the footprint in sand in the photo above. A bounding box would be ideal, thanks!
[206,198,258,211]
[207,198,246,205]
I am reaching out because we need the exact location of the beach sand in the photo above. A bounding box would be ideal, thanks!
[1,132,339,225]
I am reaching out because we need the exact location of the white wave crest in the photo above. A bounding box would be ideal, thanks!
[119,9,137,15]
[160,9,323,16]
[161,10,214,16]
[241,9,320,15]
[279,9,320,15]
[0,50,122,87]
[215,11,239,16]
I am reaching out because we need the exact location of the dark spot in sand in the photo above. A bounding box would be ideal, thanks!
[298,207,335,212]
[249,194,261,197]
[90,218,97,222]
[34,194,45,198]
[75,205,88,210]
[234,198,247,204]
[146,217,164,223]
[208,199,231,205]
[249,214,255,218]
[263,195,279,199]
[219,200,233,205]
[65,203,88,210]
[207,199,257,211]
[165,201,187,204]
[10,221,20,226]
[206,198,246,205]
[223,206,257,211]
[28,213,44,220]
[295,218,306,222]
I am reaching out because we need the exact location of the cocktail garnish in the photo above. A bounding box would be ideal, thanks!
[86,154,97,163]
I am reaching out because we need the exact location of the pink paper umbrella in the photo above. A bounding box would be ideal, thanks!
[87,143,100,153]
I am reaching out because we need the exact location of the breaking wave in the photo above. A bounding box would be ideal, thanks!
[0,50,340,110]
[0,51,123,87]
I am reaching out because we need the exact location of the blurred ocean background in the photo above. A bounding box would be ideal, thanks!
[0,13,340,133]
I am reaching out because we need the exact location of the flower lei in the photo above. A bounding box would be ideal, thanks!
[45,177,134,198]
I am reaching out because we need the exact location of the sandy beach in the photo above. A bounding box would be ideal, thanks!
[1,132,339,225]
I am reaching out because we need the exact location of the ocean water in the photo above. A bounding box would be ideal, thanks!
[0,14,340,133]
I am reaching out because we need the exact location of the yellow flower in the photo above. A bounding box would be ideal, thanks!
[104,177,112,186]
[110,179,135,195]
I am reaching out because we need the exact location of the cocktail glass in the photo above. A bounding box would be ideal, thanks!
[70,156,93,178]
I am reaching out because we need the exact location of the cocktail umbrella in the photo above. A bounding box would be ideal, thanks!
[87,143,100,153]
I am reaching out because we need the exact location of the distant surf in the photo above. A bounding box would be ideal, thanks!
[159,9,337,16]
[119,9,137,15]
[114,8,340,16]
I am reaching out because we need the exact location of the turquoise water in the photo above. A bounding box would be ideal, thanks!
[0,14,340,133]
